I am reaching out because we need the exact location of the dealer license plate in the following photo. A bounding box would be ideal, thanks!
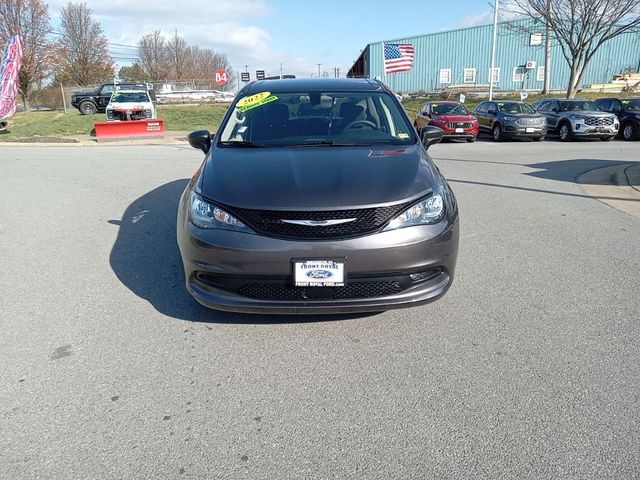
[525,127,534,133]
[455,128,464,133]
[294,259,345,287]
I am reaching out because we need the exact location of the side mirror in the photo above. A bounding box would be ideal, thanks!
[552,107,559,113]
[487,109,496,115]
[420,126,444,149]
[188,130,213,154]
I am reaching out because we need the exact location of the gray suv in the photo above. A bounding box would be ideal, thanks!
[474,101,547,141]
[532,99,619,141]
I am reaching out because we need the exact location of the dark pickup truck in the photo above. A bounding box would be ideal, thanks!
[71,83,155,115]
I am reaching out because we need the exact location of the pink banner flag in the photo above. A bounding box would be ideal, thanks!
[0,35,24,121]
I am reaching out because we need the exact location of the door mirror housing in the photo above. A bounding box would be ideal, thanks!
[420,126,444,149]
[188,130,213,154]
[487,109,496,115]
[552,107,559,113]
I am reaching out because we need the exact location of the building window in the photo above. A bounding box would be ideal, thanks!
[439,69,451,84]
[536,65,545,82]
[463,68,476,83]
[488,67,500,84]
[513,66,526,82]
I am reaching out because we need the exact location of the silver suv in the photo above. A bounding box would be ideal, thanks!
[532,99,619,141]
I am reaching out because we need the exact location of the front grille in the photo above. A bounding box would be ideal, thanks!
[226,201,415,239]
[447,122,473,128]
[515,117,544,127]
[196,269,442,301]
[237,281,404,300]
[585,116,614,126]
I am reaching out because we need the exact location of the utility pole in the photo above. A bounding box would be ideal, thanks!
[543,0,552,94]
[489,0,499,101]
[317,63,322,77]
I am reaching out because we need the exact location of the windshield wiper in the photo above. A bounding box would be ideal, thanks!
[286,140,368,147]
[218,140,264,148]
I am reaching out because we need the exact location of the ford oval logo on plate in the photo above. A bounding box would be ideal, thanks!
[306,269,333,279]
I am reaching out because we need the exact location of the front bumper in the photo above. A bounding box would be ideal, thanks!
[571,120,619,136]
[503,124,547,138]
[435,125,479,140]
[177,191,459,314]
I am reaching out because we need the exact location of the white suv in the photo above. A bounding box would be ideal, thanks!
[105,90,156,121]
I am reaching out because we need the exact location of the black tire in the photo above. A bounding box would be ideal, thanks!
[558,122,573,142]
[492,124,503,142]
[79,101,97,115]
[467,136,476,143]
[535,136,546,142]
[601,136,615,141]
[621,122,638,141]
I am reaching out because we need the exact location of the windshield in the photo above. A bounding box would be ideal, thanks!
[559,100,595,111]
[431,103,469,115]
[111,92,150,103]
[219,90,416,146]
[622,99,640,111]
[497,102,534,114]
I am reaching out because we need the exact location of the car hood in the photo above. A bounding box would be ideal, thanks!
[432,114,475,122]
[563,110,615,117]
[199,143,438,210]
[107,102,152,110]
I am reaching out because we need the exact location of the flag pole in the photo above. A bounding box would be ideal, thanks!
[382,42,387,85]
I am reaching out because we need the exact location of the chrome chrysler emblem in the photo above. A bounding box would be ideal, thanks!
[281,218,357,226]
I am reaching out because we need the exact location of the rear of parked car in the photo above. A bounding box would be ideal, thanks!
[474,101,546,141]
[533,99,619,141]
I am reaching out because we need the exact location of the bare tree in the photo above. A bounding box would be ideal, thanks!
[138,30,167,80]
[55,2,113,85]
[118,63,147,82]
[165,31,189,80]
[503,0,640,97]
[0,0,54,107]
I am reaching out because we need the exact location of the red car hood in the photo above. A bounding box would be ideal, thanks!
[432,114,475,122]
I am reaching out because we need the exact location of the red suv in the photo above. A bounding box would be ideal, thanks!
[415,101,479,142]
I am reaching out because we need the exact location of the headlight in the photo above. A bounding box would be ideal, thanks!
[189,192,253,233]
[503,116,516,121]
[144,109,153,117]
[384,186,445,231]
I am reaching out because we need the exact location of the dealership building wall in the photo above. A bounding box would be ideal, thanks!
[347,19,640,94]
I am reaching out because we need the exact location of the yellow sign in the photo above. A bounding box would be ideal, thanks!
[237,92,271,108]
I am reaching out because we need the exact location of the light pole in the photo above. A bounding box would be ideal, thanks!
[317,63,322,77]
[489,0,499,101]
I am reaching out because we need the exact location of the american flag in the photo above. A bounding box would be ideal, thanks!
[383,43,415,74]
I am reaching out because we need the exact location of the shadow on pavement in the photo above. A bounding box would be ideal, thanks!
[109,179,379,324]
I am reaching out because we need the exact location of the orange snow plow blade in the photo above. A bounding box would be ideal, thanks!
[94,119,164,141]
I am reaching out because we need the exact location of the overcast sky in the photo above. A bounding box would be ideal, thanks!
[45,0,496,78]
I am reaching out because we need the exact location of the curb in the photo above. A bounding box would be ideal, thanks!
[579,162,640,220]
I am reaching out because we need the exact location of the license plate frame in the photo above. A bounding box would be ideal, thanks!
[525,127,534,133]
[455,127,464,133]
[293,258,346,287]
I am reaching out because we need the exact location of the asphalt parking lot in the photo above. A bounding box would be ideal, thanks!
[1,140,639,479]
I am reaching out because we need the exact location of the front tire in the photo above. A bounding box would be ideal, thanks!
[79,101,97,115]
[558,122,573,142]
[622,122,638,141]
[492,124,503,142]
